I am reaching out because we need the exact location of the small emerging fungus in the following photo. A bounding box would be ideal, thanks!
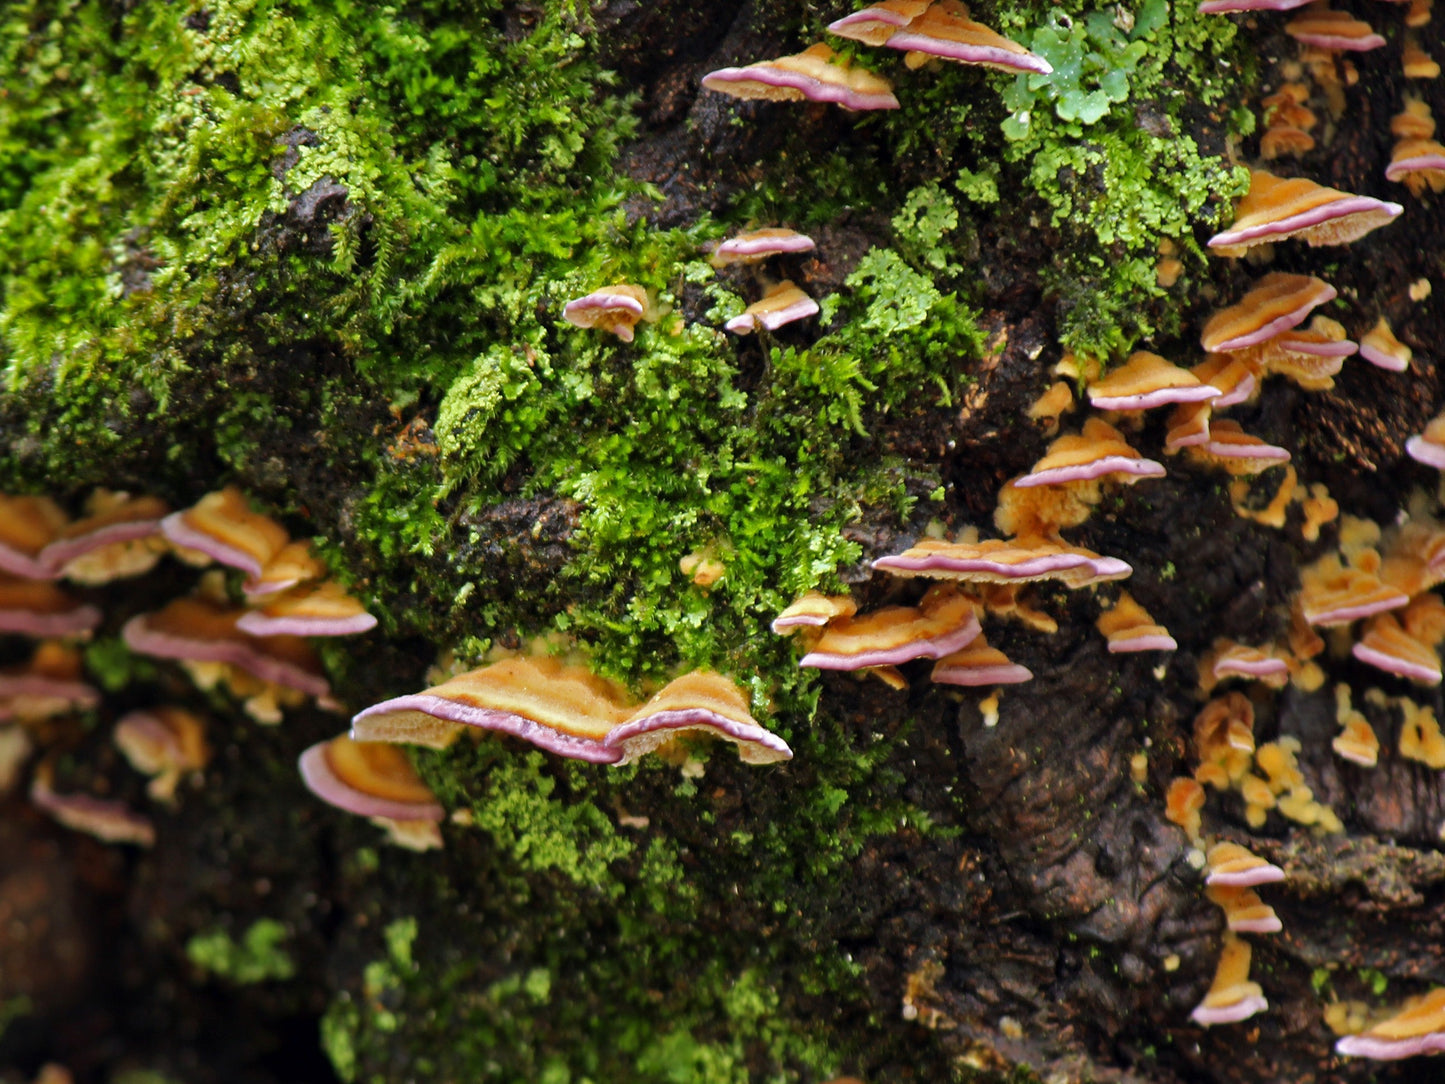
[1096,592,1177,652]
[724,280,819,334]
[709,228,815,267]
[879,0,1053,74]
[1208,170,1403,254]
[1398,697,1445,767]
[1404,39,1442,78]
[1087,351,1220,411]
[1165,777,1206,842]
[1200,272,1337,353]
[351,655,634,762]
[1358,317,1412,371]
[113,706,210,801]
[160,488,290,582]
[701,43,900,111]
[562,284,648,342]
[799,585,981,670]
[601,671,792,765]
[1191,934,1268,1026]
[235,581,378,637]
[1284,5,1387,50]
[1336,988,1445,1059]
[1332,684,1380,766]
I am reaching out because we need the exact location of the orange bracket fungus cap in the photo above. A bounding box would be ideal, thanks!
[1013,417,1165,487]
[1284,5,1387,50]
[235,580,378,638]
[724,280,820,335]
[1087,351,1221,411]
[799,585,982,670]
[827,0,932,46]
[0,495,68,580]
[562,284,648,342]
[709,228,816,267]
[1336,988,1445,1059]
[1199,272,1337,353]
[771,591,858,634]
[1208,170,1402,254]
[0,575,103,638]
[701,43,900,111]
[1191,934,1268,1026]
[1359,316,1412,371]
[1205,840,1285,887]
[881,0,1053,75]
[29,762,155,847]
[601,671,792,765]
[929,632,1033,686]
[39,492,168,583]
[1096,592,1177,652]
[113,706,210,802]
[245,539,327,597]
[299,733,444,822]
[159,487,291,582]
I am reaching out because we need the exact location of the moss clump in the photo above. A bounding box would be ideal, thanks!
[185,918,297,984]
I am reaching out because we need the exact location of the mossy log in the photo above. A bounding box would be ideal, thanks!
[0,1,1441,1082]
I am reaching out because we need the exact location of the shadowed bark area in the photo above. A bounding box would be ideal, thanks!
[2,0,1445,1082]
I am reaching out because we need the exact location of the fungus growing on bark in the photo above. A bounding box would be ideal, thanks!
[771,591,858,634]
[1403,39,1442,78]
[1188,420,1292,476]
[1284,5,1387,50]
[1332,683,1380,766]
[1300,483,1339,542]
[0,495,68,579]
[1297,552,1410,626]
[562,285,648,342]
[1229,465,1297,530]
[0,576,103,638]
[1198,0,1313,13]
[1200,640,1290,692]
[160,487,290,582]
[0,642,100,723]
[1026,381,1075,435]
[1199,272,1337,353]
[352,655,634,762]
[235,581,377,637]
[1335,988,1445,1058]
[113,706,210,801]
[1407,415,1445,469]
[1087,352,1221,411]
[1358,317,1412,370]
[1259,83,1317,159]
[701,44,900,111]
[1206,884,1283,934]
[1165,777,1206,842]
[39,491,168,584]
[725,281,819,334]
[709,228,816,267]
[1193,692,1256,788]
[1096,592,1177,652]
[873,537,1130,586]
[1386,138,1445,194]
[245,539,326,597]
[1208,171,1403,254]
[300,733,444,822]
[1252,316,1356,390]
[602,671,792,765]
[1352,613,1442,684]
[1398,697,1445,766]
[879,0,1053,74]
[1013,417,1166,487]
[29,762,155,847]
[1408,0,1433,26]
[827,0,932,45]
[799,585,981,670]
[1191,933,1268,1025]
[929,633,1032,685]
[1206,841,1286,886]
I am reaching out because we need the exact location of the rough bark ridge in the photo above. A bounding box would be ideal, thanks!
[0,0,1441,1082]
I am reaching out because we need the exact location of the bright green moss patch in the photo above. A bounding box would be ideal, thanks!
[185,919,296,984]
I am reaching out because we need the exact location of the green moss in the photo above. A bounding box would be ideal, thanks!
[185,918,297,984]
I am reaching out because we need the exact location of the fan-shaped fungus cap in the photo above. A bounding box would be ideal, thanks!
[113,706,210,801]
[1189,420,1292,476]
[351,655,634,763]
[300,733,444,822]
[0,495,68,579]
[929,632,1032,685]
[1087,352,1221,411]
[1299,553,1410,626]
[1200,273,1338,352]
[235,581,377,637]
[1386,138,1445,194]
[771,591,858,634]
[1408,0,1433,26]
[602,671,792,765]
[1204,641,1290,688]
[1253,316,1356,389]
[827,0,931,45]
[1207,884,1283,934]
[1332,684,1380,766]
[1285,5,1387,50]
[1199,0,1313,13]
[710,228,816,267]
[1165,777,1206,842]
[39,492,168,583]
[0,642,100,723]
[1209,171,1402,254]
[1404,40,1442,78]
[1337,989,1445,1059]
[1407,415,1445,469]
[884,0,1053,74]
[1352,613,1442,684]
[562,284,648,342]
[1206,841,1286,886]
[160,488,290,582]
[29,763,155,847]
[1191,934,1268,1026]
[1013,417,1166,487]
[1358,317,1412,371]
[800,585,981,669]
[1096,592,1177,652]
[122,597,331,699]
[873,537,1131,586]
[0,575,102,638]
[701,43,900,111]
[724,280,819,334]
[244,539,327,597]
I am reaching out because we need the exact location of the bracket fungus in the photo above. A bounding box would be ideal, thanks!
[1208,170,1403,254]
[1407,414,1445,469]
[30,763,155,847]
[798,585,981,670]
[561,284,648,342]
[235,581,378,637]
[1198,0,1314,13]
[1200,273,1337,353]
[1358,317,1412,370]
[724,281,820,334]
[1086,352,1220,411]
[1387,138,1445,193]
[1205,841,1286,887]
[1013,417,1166,487]
[1096,592,1177,652]
[160,487,291,583]
[39,491,168,584]
[113,706,210,802]
[877,0,1053,74]
[0,494,68,579]
[1352,613,1443,684]
[244,539,327,597]
[351,655,634,762]
[0,576,103,638]
[1284,5,1387,50]
[929,633,1033,685]
[1336,988,1445,1059]
[602,671,792,765]
[873,537,1130,586]
[1298,552,1411,627]
[1191,934,1268,1026]
[300,733,444,823]
[1206,884,1283,934]
[709,228,816,267]
[827,0,933,46]
[701,43,900,111]
[0,642,101,723]
[771,591,858,635]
